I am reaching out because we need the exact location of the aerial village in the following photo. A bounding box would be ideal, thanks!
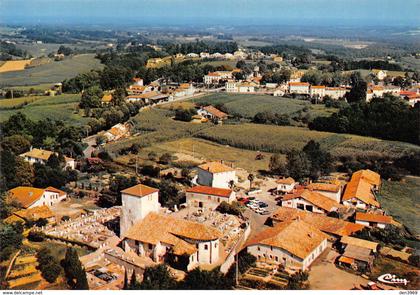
[1,43,419,291]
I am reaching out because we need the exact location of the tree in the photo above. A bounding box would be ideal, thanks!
[147,151,157,161]
[36,248,61,283]
[1,135,31,155]
[346,72,367,103]
[226,252,256,285]
[174,108,196,122]
[247,174,254,190]
[57,45,73,56]
[182,267,230,290]
[0,150,33,191]
[216,201,243,216]
[159,153,173,164]
[112,87,126,106]
[269,154,287,175]
[408,255,420,268]
[79,85,103,109]
[286,151,311,181]
[287,271,308,290]
[302,140,332,179]
[138,265,177,290]
[61,247,89,290]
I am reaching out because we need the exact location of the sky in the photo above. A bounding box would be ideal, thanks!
[0,0,419,27]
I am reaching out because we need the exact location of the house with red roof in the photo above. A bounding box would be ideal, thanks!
[186,185,235,210]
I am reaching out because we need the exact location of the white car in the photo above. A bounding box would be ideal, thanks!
[247,203,259,210]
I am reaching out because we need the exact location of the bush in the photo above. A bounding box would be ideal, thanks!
[36,248,61,283]
[216,201,243,216]
[27,231,45,242]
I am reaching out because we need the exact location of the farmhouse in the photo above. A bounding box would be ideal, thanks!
[288,82,310,94]
[20,148,75,170]
[246,220,328,270]
[355,212,396,229]
[307,182,342,203]
[123,212,222,271]
[186,185,235,210]
[119,184,161,236]
[324,87,347,99]
[338,244,375,272]
[8,186,67,209]
[342,170,381,210]
[271,207,364,239]
[276,177,297,193]
[196,161,237,189]
[310,85,325,98]
[339,236,378,254]
[237,82,256,93]
[102,123,131,142]
[197,105,228,122]
[225,80,238,93]
[204,71,232,84]
[281,189,342,214]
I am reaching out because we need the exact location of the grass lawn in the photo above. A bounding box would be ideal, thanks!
[379,176,420,236]
[191,93,338,120]
[0,93,89,125]
[0,54,103,87]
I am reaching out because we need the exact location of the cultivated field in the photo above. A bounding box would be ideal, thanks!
[191,93,337,119]
[0,59,32,73]
[0,54,103,86]
[0,94,88,124]
[105,108,419,164]
[196,123,420,158]
[379,176,420,236]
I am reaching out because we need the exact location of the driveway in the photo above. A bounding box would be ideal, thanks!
[308,248,369,290]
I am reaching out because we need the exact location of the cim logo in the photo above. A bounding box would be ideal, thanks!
[378,273,409,286]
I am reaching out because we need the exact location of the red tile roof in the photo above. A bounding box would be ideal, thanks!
[355,212,393,224]
[121,184,159,198]
[186,185,232,198]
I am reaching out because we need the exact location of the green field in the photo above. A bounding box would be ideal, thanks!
[191,93,337,120]
[0,54,103,87]
[0,94,89,125]
[379,176,420,236]
[105,108,420,163]
[195,123,420,158]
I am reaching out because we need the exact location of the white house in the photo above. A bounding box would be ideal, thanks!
[225,80,238,93]
[123,212,222,271]
[246,220,329,270]
[204,71,232,85]
[281,189,341,214]
[200,52,211,59]
[276,177,297,193]
[372,69,387,81]
[265,83,278,89]
[186,185,235,210]
[237,83,256,93]
[324,87,347,100]
[355,212,395,229]
[186,53,199,58]
[197,105,228,122]
[120,184,161,236]
[310,85,326,98]
[132,77,144,86]
[342,170,381,210]
[8,186,67,209]
[307,182,342,203]
[288,82,310,94]
[196,161,237,189]
[20,148,75,170]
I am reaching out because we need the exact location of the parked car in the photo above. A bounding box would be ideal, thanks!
[255,208,270,215]
[258,202,268,208]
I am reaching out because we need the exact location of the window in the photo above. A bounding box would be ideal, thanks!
[297,203,304,210]
[204,244,208,250]
[270,246,273,251]
[208,196,211,200]
[257,246,261,251]
[215,242,218,248]
[217,198,220,203]
[148,244,153,250]
[275,256,279,262]
[269,255,273,259]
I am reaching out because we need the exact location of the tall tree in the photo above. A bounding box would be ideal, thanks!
[138,265,177,290]
[286,151,311,181]
[61,247,89,290]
